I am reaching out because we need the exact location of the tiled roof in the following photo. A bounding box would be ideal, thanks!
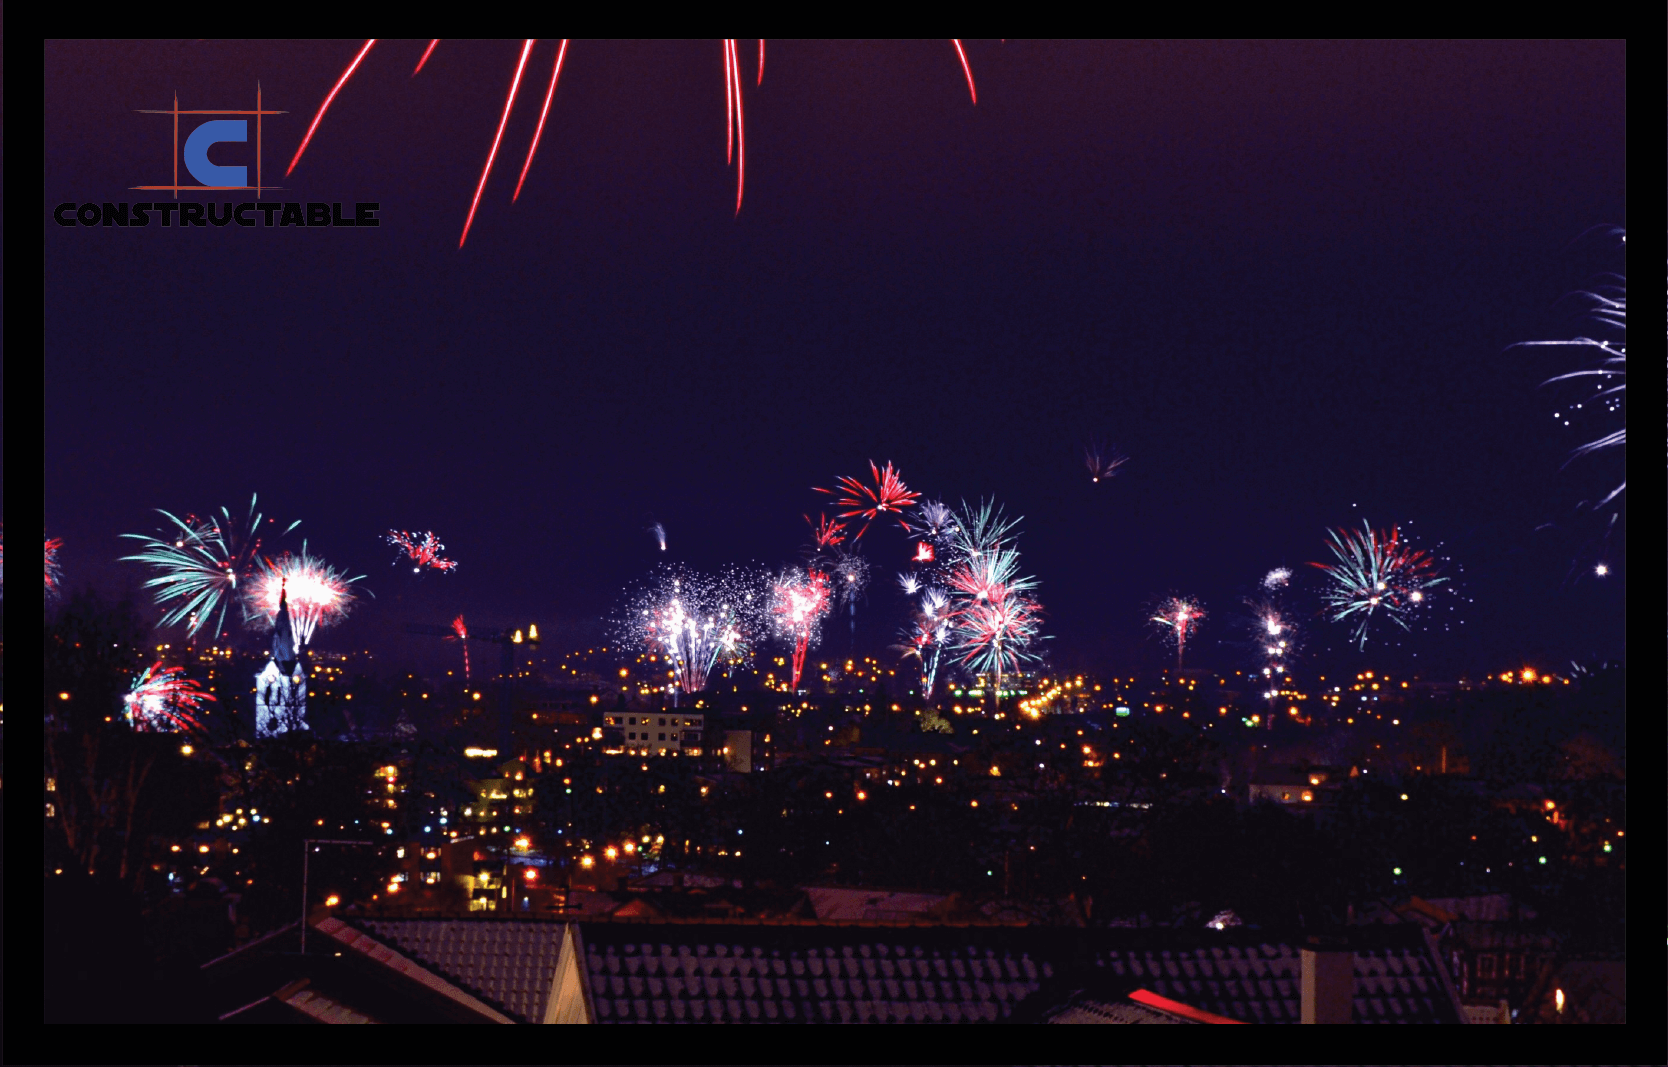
[803,886,953,922]
[280,986,376,1024]
[358,919,564,1023]
[1044,997,1194,1024]
[579,924,1050,1023]
[1079,927,1464,1024]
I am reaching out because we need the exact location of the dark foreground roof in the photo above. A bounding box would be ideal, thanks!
[343,917,1463,1024]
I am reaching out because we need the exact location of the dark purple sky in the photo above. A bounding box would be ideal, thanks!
[44,40,1627,676]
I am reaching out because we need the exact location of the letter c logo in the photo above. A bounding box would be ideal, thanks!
[183,119,248,187]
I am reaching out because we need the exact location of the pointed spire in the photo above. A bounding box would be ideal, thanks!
[273,578,299,667]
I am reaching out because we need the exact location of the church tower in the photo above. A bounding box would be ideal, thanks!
[255,584,308,736]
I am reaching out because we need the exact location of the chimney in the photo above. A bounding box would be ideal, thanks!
[1301,938,1353,1024]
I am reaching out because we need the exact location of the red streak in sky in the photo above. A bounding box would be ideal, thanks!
[459,39,536,249]
[413,39,440,76]
[951,40,976,105]
[513,39,569,202]
[758,39,766,86]
[286,38,377,177]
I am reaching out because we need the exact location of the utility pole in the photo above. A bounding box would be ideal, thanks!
[300,838,373,955]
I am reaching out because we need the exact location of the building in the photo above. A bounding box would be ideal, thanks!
[602,711,703,757]
[254,587,307,737]
[205,918,1468,1024]
[1247,765,1348,807]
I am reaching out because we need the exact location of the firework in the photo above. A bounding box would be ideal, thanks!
[650,523,668,552]
[244,546,364,652]
[287,40,979,246]
[627,565,763,698]
[1248,598,1298,724]
[385,529,459,574]
[907,500,959,547]
[1084,440,1129,483]
[1262,567,1292,590]
[1517,227,1627,509]
[771,567,831,690]
[451,614,471,680]
[898,587,953,700]
[951,498,1022,562]
[816,461,922,540]
[1151,596,1205,669]
[898,572,922,597]
[943,499,1043,704]
[46,536,64,596]
[952,586,1043,699]
[124,662,216,733]
[1309,521,1446,649]
[805,513,847,552]
[122,495,299,639]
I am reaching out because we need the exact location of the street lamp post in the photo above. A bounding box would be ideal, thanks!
[300,838,373,955]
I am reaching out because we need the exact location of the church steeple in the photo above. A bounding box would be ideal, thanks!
[272,581,299,671]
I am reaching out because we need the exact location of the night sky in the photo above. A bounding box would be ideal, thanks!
[44,40,1627,677]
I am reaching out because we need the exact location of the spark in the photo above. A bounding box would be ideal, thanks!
[451,614,471,679]
[1310,521,1447,649]
[1151,596,1205,669]
[817,461,922,540]
[413,39,440,76]
[124,662,215,733]
[122,496,299,639]
[244,545,364,652]
[286,39,378,177]
[459,39,536,249]
[805,513,847,551]
[650,522,668,552]
[512,39,569,202]
[1262,567,1292,590]
[951,40,977,105]
[386,530,458,574]
[898,572,922,596]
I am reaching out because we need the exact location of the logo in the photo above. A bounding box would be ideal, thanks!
[53,84,379,229]
[133,87,284,196]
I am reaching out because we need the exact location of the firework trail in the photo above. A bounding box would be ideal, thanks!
[1151,596,1204,669]
[122,495,300,639]
[771,567,831,690]
[451,614,471,680]
[244,545,364,652]
[1516,227,1627,510]
[1262,567,1292,591]
[385,530,459,574]
[816,461,922,540]
[1309,521,1446,649]
[1084,440,1129,483]
[627,565,763,699]
[46,537,64,597]
[124,662,216,733]
[286,40,980,246]
[1247,597,1298,728]
[650,523,668,552]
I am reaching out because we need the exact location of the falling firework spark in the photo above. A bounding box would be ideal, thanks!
[818,461,922,540]
[244,546,364,652]
[650,523,668,552]
[1310,521,1446,649]
[1084,440,1129,483]
[1151,596,1205,669]
[121,495,299,638]
[287,39,980,247]
[1262,567,1292,591]
[626,565,763,698]
[46,537,64,596]
[451,614,471,680]
[385,530,459,574]
[771,567,831,691]
[124,662,216,733]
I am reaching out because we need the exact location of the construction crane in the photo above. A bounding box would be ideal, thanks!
[405,621,540,756]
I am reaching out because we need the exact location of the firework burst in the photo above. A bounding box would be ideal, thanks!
[626,565,763,698]
[817,461,922,540]
[1084,440,1129,483]
[898,587,954,700]
[121,495,299,638]
[1262,567,1292,591]
[46,536,64,596]
[805,512,848,552]
[1150,596,1205,669]
[385,529,459,574]
[124,662,216,733]
[771,566,831,691]
[1310,521,1446,649]
[943,500,1043,703]
[244,546,364,652]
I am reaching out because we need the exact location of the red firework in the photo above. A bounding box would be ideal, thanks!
[805,513,848,551]
[125,662,216,733]
[451,614,471,680]
[816,461,922,540]
[386,530,459,574]
[45,537,64,595]
[285,40,979,247]
[772,569,831,691]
